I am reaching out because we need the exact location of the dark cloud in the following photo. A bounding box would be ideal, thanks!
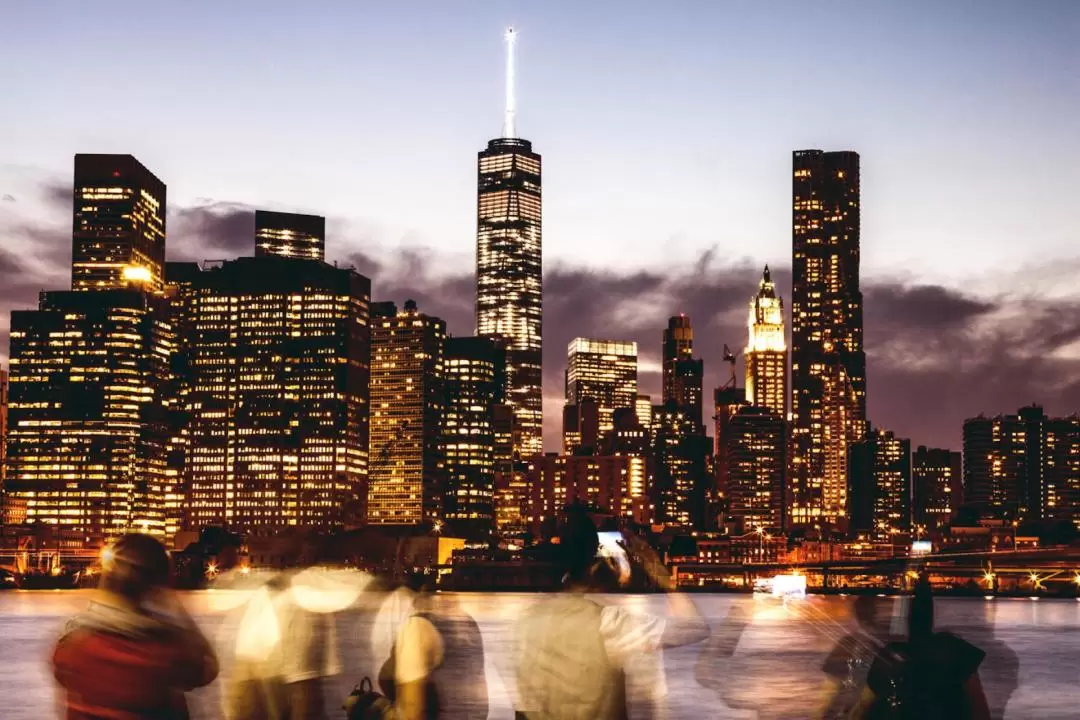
[167,202,255,262]
[2,194,15,203]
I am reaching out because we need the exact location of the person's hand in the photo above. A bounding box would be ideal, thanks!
[618,534,673,591]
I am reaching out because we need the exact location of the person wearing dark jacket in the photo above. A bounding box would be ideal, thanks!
[53,533,219,719]
[849,575,990,720]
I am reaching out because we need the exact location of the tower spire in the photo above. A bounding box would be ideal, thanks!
[503,26,517,138]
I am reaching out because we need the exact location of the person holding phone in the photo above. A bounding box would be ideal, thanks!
[513,507,708,720]
[53,533,219,719]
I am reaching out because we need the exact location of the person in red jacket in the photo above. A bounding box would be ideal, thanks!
[53,533,219,719]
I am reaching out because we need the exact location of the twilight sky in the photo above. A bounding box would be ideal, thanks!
[2,1,1079,451]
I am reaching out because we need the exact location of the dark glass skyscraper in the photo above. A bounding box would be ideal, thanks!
[790,149,866,530]
[442,336,505,538]
[723,405,786,534]
[476,30,543,461]
[255,210,326,262]
[662,315,704,429]
[71,154,166,292]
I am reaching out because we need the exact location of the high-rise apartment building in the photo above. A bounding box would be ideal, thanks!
[722,405,786,534]
[565,338,638,438]
[849,428,911,539]
[476,28,543,460]
[790,149,866,530]
[745,266,788,417]
[635,394,653,431]
[254,210,326,262]
[442,336,505,538]
[71,154,166,292]
[652,403,710,529]
[912,446,962,534]
[180,257,371,532]
[368,300,446,526]
[6,290,174,541]
[663,315,704,428]
[964,406,1080,525]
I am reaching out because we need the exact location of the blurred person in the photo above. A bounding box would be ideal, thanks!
[373,572,488,720]
[222,540,361,719]
[814,595,898,719]
[513,508,708,720]
[848,575,990,719]
[692,602,755,715]
[52,532,218,719]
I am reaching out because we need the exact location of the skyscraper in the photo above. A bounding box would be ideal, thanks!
[562,398,599,455]
[790,149,866,530]
[565,338,638,437]
[71,154,166,292]
[849,428,911,539]
[912,446,962,534]
[254,209,326,262]
[963,405,1080,525]
[663,315,704,427]
[368,300,446,526]
[476,28,543,460]
[442,336,506,538]
[652,403,710,529]
[745,266,788,417]
[6,290,174,541]
[179,257,371,532]
[723,405,786,534]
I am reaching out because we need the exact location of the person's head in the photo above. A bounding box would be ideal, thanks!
[557,507,600,584]
[101,533,171,604]
[908,573,934,642]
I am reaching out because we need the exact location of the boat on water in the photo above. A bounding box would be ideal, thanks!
[752,573,808,600]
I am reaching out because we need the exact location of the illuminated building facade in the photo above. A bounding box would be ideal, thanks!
[6,290,174,541]
[652,403,710,529]
[712,385,747,529]
[663,316,704,428]
[368,300,446,526]
[72,154,166,292]
[849,427,911,539]
[255,210,326,262]
[745,266,788,417]
[442,336,505,538]
[476,135,542,460]
[964,406,1080,525]
[181,257,371,532]
[790,149,866,530]
[635,394,653,431]
[912,446,962,534]
[723,406,786,534]
[528,453,650,535]
[562,398,599,455]
[1,367,7,487]
[565,338,638,438]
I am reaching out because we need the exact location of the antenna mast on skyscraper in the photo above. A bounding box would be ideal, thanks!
[503,26,517,138]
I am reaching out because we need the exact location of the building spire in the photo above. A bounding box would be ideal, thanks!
[763,264,771,283]
[503,26,517,138]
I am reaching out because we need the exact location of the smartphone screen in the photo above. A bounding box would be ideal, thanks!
[596,531,632,585]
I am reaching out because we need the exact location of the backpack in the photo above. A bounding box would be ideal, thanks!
[514,594,627,720]
[344,677,396,720]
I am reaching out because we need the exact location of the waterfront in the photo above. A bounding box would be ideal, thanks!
[3,591,1079,718]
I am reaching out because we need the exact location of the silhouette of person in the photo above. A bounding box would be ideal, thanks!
[692,601,755,715]
[849,575,990,719]
[934,595,1019,719]
[815,595,898,718]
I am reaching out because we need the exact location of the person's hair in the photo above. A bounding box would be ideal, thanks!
[101,533,171,602]
[908,573,934,642]
[557,507,599,582]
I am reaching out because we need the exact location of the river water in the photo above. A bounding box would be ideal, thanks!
[2,590,1077,719]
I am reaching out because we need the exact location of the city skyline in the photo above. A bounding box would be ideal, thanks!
[3,4,1080,456]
